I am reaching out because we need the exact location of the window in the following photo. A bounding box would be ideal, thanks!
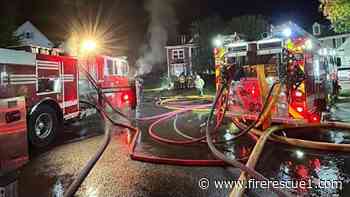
[38,78,61,93]
[173,49,185,60]
[104,59,114,75]
[113,60,129,76]
[25,31,33,39]
[335,38,343,48]
[0,65,8,86]
[313,23,321,36]
[122,62,129,76]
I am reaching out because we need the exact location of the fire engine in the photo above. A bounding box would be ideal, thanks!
[0,45,135,151]
[80,55,136,109]
[214,22,339,124]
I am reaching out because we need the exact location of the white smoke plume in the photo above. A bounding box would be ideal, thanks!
[136,0,177,75]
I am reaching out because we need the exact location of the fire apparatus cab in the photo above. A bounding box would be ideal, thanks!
[0,45,136,150]
[214,22,339,124]
[80,55,136,109]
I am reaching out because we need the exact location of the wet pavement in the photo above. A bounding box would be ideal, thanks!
[17,96,350,197]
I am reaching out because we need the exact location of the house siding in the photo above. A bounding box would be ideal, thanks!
[166,44,198,77]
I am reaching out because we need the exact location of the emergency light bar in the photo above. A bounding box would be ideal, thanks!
[257,38,283,55]
[226,42,249,57]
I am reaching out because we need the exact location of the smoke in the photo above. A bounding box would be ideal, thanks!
[136,0,178,75]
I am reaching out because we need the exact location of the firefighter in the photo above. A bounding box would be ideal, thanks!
[186,74,194,89]
[136,76,144,104]
[195,74,205,96]
[174,76,180,90]
[179,73,186,89]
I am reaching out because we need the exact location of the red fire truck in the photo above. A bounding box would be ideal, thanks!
[80,55,136,109]
[214,22,339,124]
[0,46,135,151]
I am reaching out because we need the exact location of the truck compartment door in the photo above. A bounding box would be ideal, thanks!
[0,97,28,175]
[62,58,79,120]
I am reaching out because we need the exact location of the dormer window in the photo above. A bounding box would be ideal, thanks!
[313,23,321,36]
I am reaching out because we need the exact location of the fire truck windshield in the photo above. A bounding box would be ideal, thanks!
[104,58,129,77]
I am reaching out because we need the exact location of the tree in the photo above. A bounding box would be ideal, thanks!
[0,0,21,48]
[320,0,350,33]
[224,15,270,41]
[190,15,270,74]
[190,15,225,74]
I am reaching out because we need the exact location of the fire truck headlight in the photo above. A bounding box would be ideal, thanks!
[283,28,292,37]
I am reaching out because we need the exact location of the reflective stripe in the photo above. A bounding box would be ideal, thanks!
[62,74,75,82]
[37,60,60,71]
[10,81,36,85]
[38,67,59,70]
[64,112,80,120]
[37,60,59,66]
[64,100,78,108]
[37,63,59,67]
[10,78,36,81]
[289,106,304,119]
[36,91,59,96]
[10,74,36,77]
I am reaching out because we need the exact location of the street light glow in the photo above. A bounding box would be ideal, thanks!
[283,28,292,37]
[295,150,304,159]
[213,37,223,47]
[82,39,97,52]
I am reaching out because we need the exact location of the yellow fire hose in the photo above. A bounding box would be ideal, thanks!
[230,84,350,196]
[230,83,282,197]
[158,95,213,111]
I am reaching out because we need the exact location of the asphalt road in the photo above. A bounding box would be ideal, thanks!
[18,114,239,197]
[17,96,350,197]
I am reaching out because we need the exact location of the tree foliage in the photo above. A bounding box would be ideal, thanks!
[0,19,22,48]
[320,0,350,33]
[190,15,269,74]
[0,0,21,48]
[190,15,225,74]
[224,15,270,41]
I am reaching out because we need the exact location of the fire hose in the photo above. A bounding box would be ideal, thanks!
[227,100,350,195]
[66,66,350,197]
[63,68,138,197]
[140,79,350,197]
[205,84,292,197]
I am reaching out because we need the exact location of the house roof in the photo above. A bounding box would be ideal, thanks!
[313,22,350,38]
[15,21,54,48]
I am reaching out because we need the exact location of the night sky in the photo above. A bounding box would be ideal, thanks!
[1,0,325,62]
[177,0,324,32]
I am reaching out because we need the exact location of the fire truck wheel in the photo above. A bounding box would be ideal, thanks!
[28,105,58,148]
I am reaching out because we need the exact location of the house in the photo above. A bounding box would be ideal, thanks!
[14,21,54,48]
[337,39,350,66]
[312,22,350,49]
[312,22,350,66]
[165,35,199,77]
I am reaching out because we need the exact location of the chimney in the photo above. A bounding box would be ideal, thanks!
[180,35,186,45]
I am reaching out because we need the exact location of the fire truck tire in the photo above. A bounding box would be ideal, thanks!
[28,105,58,148]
